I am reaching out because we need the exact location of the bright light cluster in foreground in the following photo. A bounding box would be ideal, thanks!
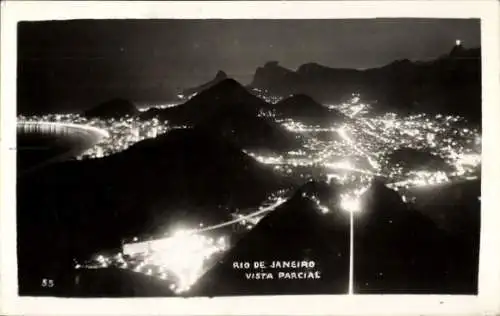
[77,229,229,294]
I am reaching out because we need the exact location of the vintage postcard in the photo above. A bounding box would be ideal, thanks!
[1,1,499,315]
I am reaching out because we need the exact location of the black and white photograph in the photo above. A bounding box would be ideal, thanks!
[14,16,483,297]
[2,2,500,314]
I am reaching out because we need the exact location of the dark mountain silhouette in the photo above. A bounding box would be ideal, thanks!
[408,178,480,294]
[274,94,348,124]
[410,179,480,236]
[251,61,362,104]
[141,78,270,124]
[363,46,481,121]
[141,78,295,152]
[17,127,288,295]
[296,62,363,99]
[250,46,481,122]
[353,178,476,294]
[195,104,302,153]
[448,42,473,58]
[190,180,350,296]
[180,70,228,99]
[84,98,139,119]
[252,61,300,96]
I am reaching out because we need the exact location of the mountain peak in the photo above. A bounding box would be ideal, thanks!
[215,70,228,79]
[273,93,347,124]
[360,178,406,216]
[180,71,231,99]
[212,78,243,89]
[192,78,252,101]
[160,77,270,125]
[84,98,138,119]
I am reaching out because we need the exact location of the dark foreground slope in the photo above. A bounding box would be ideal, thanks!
[190,180,351,296]
[24,268,175,297]
[17,127,287,295]
[408,178,481,294]
[353,179,479,294]
[72,268,176,297]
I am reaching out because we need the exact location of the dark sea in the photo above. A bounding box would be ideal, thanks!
[16,126,99,173]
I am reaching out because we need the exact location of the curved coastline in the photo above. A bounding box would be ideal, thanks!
[17,121,109,175]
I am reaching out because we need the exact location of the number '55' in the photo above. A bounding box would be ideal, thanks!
[41,279,54,287]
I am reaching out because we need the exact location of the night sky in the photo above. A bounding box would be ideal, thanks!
[18,19,480,111]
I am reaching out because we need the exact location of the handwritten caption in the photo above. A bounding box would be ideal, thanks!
[232,260,321,280]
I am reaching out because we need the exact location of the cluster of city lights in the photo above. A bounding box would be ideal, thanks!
[251,88,284,104]
[18,113,172,159]
[389,170,451,189]
[137,102,180,112]
[340,193,363,213]
[76,190,291,293]
[19,97,481,212]
[326,93,371,118]
[280,119,338,133]
[20,91,481,294]
[176,92,198,101]
[245,94,480,215]
[72,186,293,292]
[256,109,478,181]
[308,194,330,214]
[78,116,172,159]
[76,229,229,294]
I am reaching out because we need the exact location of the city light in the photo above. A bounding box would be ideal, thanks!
[138,103,180,112]
[18,113,172,160]
[341,194,362,213]
[75,191,289,293]
[76,229,228,294]
[20,92,481,295]
[309,194,330,214]
[251,88,284,104]
[456,153,481,166]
